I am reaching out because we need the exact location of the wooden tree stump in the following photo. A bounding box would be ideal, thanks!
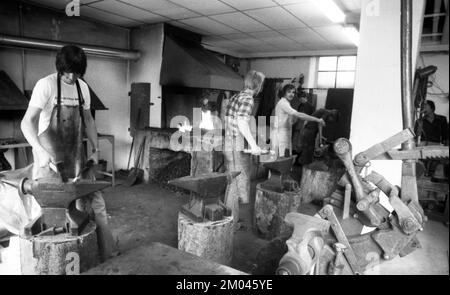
[299,162,344,204]
[254,183,301,240]
[2,221,99,275]
[178,212,234,266]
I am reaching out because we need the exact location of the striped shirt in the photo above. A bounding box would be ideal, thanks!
[224,90,254,137]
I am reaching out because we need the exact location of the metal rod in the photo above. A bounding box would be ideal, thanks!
[400,0,419,203]
[423,12,446,17]
[400,0,414,150]
[0,34,140,61]
[422,33,444,37]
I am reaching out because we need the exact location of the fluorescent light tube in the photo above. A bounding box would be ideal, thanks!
[312,0,346,23]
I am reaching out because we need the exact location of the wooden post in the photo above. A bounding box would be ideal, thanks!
[343,184,352,220]
[0,222,99,275]
[178,212,234,266]
[299,164,344,204]
[254,183,301,240]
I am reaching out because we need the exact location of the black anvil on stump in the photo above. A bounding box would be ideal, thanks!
[169,172,240,222]
[255,156,302,240]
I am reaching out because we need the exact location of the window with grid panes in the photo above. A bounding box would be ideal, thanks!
[317,56,357,88]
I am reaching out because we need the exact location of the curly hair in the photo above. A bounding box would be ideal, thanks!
[279,83,296,98]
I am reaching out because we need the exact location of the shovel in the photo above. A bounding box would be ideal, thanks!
[124,136,146,187]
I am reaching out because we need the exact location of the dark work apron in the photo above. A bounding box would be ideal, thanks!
[34,74,86,180]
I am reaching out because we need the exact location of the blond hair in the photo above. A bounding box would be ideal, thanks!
[244,70,265,95]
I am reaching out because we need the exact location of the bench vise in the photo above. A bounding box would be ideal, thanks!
[277,212,329,275]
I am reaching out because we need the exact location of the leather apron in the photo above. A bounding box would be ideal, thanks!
[33,74,86,180]
[276,127,293,157]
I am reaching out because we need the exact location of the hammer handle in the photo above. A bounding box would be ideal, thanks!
[334,139,366,202]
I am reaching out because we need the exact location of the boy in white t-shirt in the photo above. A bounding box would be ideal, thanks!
[20,45,117,261]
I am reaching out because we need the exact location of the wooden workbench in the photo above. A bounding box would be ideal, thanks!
[83,242,248,275]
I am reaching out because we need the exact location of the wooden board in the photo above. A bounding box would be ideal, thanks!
[130,83,151,137]
[83,242,247,275]
[178,212,234,266]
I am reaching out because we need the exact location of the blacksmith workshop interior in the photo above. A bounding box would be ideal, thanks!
[0,0,448,276]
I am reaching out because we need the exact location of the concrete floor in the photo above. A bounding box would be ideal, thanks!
[103,179,449,275]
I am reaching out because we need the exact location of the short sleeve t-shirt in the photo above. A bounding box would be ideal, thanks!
[29,73,91,135]
[274,97,297,130]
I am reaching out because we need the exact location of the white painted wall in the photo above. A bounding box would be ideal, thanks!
[350,0,426,186]
[84,57,130,170]
[129,23,164,128]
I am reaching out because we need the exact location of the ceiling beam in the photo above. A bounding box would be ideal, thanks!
[420,43,449,52]
[203,44,357,58]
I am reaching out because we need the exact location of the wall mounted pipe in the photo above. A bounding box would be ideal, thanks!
[400,0,418,203]
[400,0,414,150]
[0,34,140,61]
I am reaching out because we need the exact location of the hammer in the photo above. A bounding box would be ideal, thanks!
[333,138,385,227]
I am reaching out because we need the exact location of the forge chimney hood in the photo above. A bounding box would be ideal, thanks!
[0,70,28,110]
[0,70,107,111]
[160,35,243,91]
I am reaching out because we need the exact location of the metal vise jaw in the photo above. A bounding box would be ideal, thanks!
[260,156,298,193]
[365,171,426,235]
[169,172,240,222]
[276,212,329,275]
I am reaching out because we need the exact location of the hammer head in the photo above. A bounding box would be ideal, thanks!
[169,171,240,198]
[333,138,352,156]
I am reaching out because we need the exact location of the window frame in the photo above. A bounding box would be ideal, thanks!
[316,55,357,89]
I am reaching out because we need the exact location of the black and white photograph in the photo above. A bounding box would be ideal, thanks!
[0,0,448,282]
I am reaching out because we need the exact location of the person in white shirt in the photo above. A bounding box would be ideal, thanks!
[271,84,325,157]
[20,45,117,261]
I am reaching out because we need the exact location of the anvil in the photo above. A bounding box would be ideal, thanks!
[1,177,110,208]
[260,156,297,193]
[169,172,240,222]
[0,177,110,236]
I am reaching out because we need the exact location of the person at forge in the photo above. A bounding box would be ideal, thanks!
[223,70,266,229]
[414,100,449,146]
[297,108,339,166]
[292,91,315,154]
[414,100,449,177]
[19,45,117,261]
[271,84,325,158]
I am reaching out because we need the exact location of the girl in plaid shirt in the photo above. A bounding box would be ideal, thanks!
[223,70,265,229]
